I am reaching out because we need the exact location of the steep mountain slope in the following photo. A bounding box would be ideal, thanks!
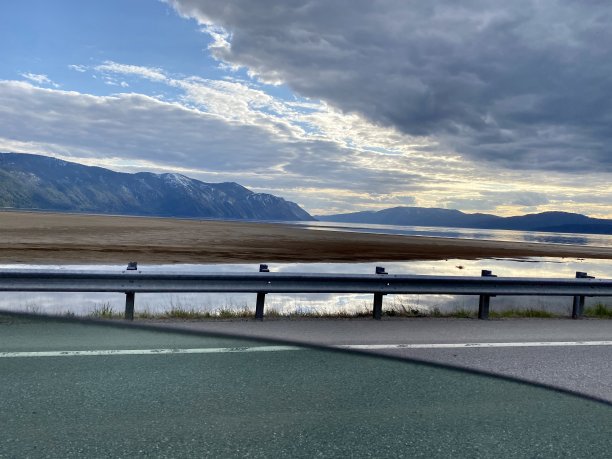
[0,153,314,221]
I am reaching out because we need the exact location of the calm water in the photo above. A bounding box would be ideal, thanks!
[1,223,610,316]
[288,220,612,247]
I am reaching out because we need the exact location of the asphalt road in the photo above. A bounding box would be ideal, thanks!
[155,317,612,401]
[1,315,611,458]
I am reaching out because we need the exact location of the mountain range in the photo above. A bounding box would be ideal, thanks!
[1,152,610,234]
[316,207,612,234]
[0,153,314,221]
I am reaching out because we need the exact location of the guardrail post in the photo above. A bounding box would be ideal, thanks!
[125,292,135,320]
[124,262,138,320]
[373,266,387,320]
[255,264,269,320]
[572,271,594,319]
[478,270,496,320]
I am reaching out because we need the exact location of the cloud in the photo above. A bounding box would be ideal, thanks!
[20,73,59,87]
[95,61,168,82]
[510,193,550,207]
[85,61,444,188]
[0,79,440,213]
[168,0,612,173]
[0,80,295,172]
[68,64,88,73]
[444,191,550,213]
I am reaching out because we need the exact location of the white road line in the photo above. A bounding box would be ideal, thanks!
[0,346,302,358]
[2,341,612,358]
[337,341,612,350]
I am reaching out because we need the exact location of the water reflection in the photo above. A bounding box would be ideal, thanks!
[289,221,612,247]
[1,257,610,316]
[522,234,589,245]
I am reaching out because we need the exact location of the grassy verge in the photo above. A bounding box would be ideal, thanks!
[146,306,373,320]
[76,300,612,320]
[89,302,122,319]
[584,303,612,318]
[86,306,560,320]
[489,308,556,319]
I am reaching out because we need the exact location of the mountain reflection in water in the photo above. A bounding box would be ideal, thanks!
[287,221,611,247]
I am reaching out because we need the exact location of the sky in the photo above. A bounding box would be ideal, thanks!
[0,0,610,218]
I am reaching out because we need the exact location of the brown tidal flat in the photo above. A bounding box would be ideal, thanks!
[0,211,611,264]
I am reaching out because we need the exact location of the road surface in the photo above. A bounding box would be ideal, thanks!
[1,315,611,457]
[153,317,612,401]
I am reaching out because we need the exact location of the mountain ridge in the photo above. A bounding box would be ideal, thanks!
[2,153,609,234]
[316,207,612,235]
[0,153,314,221]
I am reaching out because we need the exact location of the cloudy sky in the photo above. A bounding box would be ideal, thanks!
[1,0,611,217]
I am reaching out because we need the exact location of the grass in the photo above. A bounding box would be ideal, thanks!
[77,303,575,320]
[584,303,612,318]
[379,302,558,319]
[489,308,556,319]
[89,302,122,319]
[15,298,612,320]
[77,302,606,320]
[283,308,372,319]
[150,303,255,320]
[162,307,213,319]
[444,308,476,318]
[154,305,372,320]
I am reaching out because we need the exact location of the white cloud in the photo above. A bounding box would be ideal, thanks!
[0,80,293,172]
[20,73,59,88]
[95,61,168,82]
[100,76,130,88]
[68,64,88,73]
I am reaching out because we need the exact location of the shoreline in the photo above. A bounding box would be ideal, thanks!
[1,210,611,264]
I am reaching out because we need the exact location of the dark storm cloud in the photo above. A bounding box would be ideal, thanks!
[169,0,612,172]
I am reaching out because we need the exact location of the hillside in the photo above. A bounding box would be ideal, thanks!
[0,153,314,221]
[317,207,612,234]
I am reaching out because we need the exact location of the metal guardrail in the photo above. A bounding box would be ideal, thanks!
[0,264,610,320]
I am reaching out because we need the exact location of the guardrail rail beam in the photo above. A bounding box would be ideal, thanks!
[1,266,610,321]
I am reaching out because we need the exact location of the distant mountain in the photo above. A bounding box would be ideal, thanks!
[317,207,612,235]
[317,207,502,228]
[0,153,314,221]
